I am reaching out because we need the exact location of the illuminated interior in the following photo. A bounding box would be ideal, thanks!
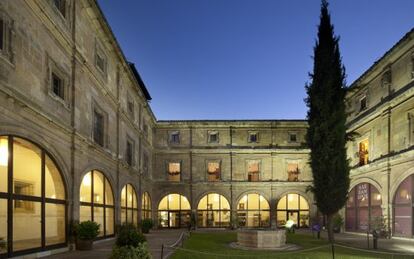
[158,193,191,228]
[168,162,181,182]
[121,184,138,225]
[79,170,114,237]
[0,136,66,255]
[345,183,382,232]
[359,140,369,166]
[237,193,270,227]
[276,193,309,227]
[247,161,260,182]
[142,192,152,220]
[197,193,230,227]
[393,174,413,238]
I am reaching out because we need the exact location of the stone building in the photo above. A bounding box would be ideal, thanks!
[344,28,414,238]
[0,0,412,258]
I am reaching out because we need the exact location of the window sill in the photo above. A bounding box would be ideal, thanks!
[48,92,71,111]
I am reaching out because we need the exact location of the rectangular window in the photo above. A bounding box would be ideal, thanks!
[127,100,134,119]
[289,133,297,142]
[52,72,64,99]
[96,53,106,73]
[287,163,299,182]
[142,152,149,174]
[93,110,104,146]
[360,96,367,111]
[143,123,148,136]
[208,131,219,143]
[0,19,3,51]
[207,162,220,181]
[248,132,258,143]
[168,162,181,182]
[126,140,134,166]
[53,0,66,17]
[170,131,180,144]
[358,140,369,166]
[247,161,259,182]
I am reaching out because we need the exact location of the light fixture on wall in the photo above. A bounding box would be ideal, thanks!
[0,138,8,167]
[376,194,381,201]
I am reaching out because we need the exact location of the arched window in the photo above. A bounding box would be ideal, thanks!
[346,183,382,232]
[142,192,152,220]
[237,193,270,227]
[79,170,114,237]
[197,193,230,227]
[393,175,413,238]
[276,193,309,228]
[121,184,138,226]
[158,194,191,228]
[0,136,66,257]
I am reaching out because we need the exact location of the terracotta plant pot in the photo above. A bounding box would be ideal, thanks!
[76,239,93,251]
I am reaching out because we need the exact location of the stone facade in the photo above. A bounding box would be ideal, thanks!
[0,0,413,257]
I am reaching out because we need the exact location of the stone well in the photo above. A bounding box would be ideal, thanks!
[237,229,286,249]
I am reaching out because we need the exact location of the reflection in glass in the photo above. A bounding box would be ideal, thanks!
[197,193,230,227]
[13,201,41,251]
[121,184,138,225]
[345,183,382,232]
[0,199,7,254]
[45,155,65,200]
[45,204,65,246]
[0,137,8,193]
[237,193,270,227]
[13,138,41,197]
[142,192,152,220]
[276,193,310,228]
[79,170,114,237]
[158,194,191,228]
[393,175,413,238]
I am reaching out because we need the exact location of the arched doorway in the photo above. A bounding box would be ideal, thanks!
[276,193,310,228]
[79,170,114,237]
[393,174,414,238]
[345,183,382,232]
[0,136,66,257]
[142,192,152,220]
[158,194,191,228]
[120,184,138,226]
[237,193,270,227]
[197,193,230,227]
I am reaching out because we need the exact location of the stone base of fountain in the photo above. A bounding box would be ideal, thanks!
[231,229,299,251]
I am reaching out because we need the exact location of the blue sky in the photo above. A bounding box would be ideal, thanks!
[98,0,414,120]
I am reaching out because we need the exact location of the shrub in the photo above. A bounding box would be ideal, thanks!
[110,243,151,259]
[332,214,344,233]
[76,221,100,240]
[141,219,153,233]
[116,223,146,247]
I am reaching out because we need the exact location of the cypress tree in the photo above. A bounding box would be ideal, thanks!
[305,0,350,243]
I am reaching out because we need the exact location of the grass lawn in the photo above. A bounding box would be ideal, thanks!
[171,232,412,259]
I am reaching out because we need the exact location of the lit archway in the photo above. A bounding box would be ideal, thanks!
[0,136,67,256]
[79,170,114,237]
[120,184,138,225]
[142,192,152,220]
[237,193,270,227]
[197,193,230,227]
[393,174,413,238]
[345,183,382,232]
[276,193,309,228]
[158,194,191,228]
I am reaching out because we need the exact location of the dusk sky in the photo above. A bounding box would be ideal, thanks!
[98,0,414,120]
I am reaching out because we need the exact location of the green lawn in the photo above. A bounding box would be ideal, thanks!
[171,232,412,259]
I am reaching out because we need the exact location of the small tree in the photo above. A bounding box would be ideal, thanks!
[305,0,350,243]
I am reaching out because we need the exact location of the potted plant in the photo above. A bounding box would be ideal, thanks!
[141,219,153,234]
[75,221,100,250]
[332,214,344,233]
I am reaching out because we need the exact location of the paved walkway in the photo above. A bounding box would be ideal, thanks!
[301,229,414,255]
[44,229,185,259]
